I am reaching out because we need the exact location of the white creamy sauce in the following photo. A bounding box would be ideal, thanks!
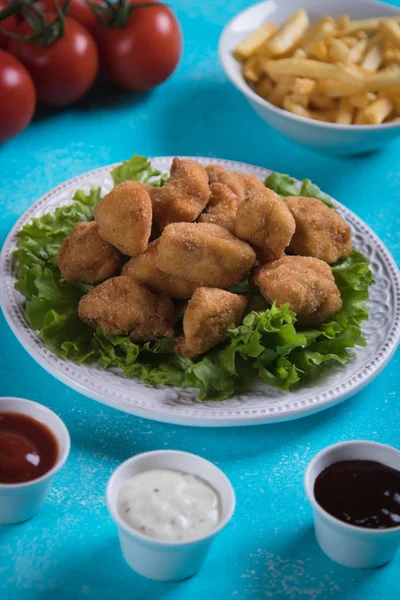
[117,468,220,542]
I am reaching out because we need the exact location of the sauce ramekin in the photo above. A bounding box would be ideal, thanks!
[106,450,236,581]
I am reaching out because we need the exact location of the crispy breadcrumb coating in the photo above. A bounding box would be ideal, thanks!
[150,158,210,230]
[254,256,342,326]
[94,181,152,256]
[285,196,352,264]
[121,240,197,299]
[57,221,122,284]
[235,187,295,260]
[206,164,246,199]
[156,222,256,288]
[78,276,174,340]
[175,287,248,357]
[199,183,240,232]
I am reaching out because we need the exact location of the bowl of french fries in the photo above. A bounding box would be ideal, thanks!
[219,0,400,155]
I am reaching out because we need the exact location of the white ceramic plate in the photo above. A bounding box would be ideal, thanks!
[1,157,399,427]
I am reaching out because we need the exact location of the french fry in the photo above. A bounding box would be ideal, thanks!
[293,48,307,58]
[310,91,338,109]
[380,20,400,50]
[235,9,400,127]
[266,9,309,56]
[386,116,400,122]
[364,68,400,92]
[349,92,377,109]
[329,39,350,63]
[267,76,293,106]
[382,85,400,97]
[336,14,350,31]
[336,97,354,124]
[290,77,316,107]
[310,41,329,62]
[338,16,400,37]
[300,18,336,54]
[264,58,365,85]
[318,79,362,97]
[363,97,393,123]
[254,76,274,100]
[348,39,368,64]
[234,23,278,60]
[243,55,263,82]
[341,36,362,49]
[361,44,383,72]
[354,109,368,124]
[291,77,316,95]
[283,95,335,121]
[383,47,400,65]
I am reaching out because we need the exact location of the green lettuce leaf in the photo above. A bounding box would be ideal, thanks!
[299,178,335,207]
[265,172,334,207]
[13,155,374,401]
[111,154,167,186]
[264,172,299,196]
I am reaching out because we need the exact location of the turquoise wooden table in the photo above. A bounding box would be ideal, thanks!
[1,1,400,598]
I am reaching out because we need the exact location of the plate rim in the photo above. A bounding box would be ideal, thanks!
[1,156,399,427]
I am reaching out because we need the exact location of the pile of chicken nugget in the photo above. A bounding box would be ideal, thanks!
[57,158,352,359]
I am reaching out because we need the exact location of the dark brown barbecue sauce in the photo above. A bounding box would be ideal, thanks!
[314,460,400,529]
[0,413,58,484]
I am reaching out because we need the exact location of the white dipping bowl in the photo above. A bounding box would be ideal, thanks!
[219,0,400,155]
[305,441,400,569]
[0,397,70,525]
[106,450,235,581]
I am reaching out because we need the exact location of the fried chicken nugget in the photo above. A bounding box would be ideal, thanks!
[253,256,342,326]
[94,181,152,256]
[199,183,240,232]
[57,221,122,284]
[78,276,174,341]
[285,196,352,264]
[206,164,246,199]
[121,240,198,299]
[235,187,295,261]
[150,158,210,230]
[206,165,265,200]
[239,173,266,193]
[155,222,256,288]
[175,287,248,357]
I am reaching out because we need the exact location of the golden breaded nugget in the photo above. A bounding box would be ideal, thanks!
[254,256,342,325]
[150,158,210,230]
[156,222,256,289]
[78,276,174,340]
[235,187,295,261]
[238,173,266,194]
[206,164,246,199]
[175,288,247,357]
[199,183,240,232]
[286,196,352,264]
[57,221,122,284]
[121,240,197,299]
[94,181,152,257]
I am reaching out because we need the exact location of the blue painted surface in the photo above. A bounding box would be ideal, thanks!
[1,1,400,598]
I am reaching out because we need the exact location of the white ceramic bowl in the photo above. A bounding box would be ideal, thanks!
[0,397,70,524]
[305,441,400,569]
[219,0,400,155]
[106,450,235,581]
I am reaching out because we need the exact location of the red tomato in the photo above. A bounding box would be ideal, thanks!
[8,15,98,106]
[0,0,18,49]
[0,49,36,143]
[35,0,99,35]
[93,0,182,91]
